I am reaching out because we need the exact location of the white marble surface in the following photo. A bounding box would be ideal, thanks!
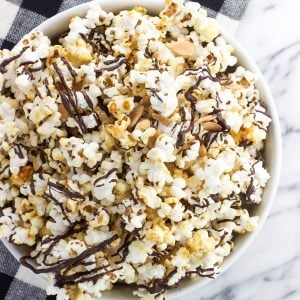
[187,0,300,299]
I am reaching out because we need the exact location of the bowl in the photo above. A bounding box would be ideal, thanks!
[2,0,282,299]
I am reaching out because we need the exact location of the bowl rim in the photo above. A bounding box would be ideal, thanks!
[2,0,282,299]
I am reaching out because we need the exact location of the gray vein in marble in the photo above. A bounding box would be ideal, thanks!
[263,4,276,12]
[199,255,300,300]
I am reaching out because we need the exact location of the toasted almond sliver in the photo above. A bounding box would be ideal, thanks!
[165,162,176,172]
[147,130,161,148]
[167,40,195,57]
[129,105,144,129]
[58,104,68,121]
[202,121,222,132]
[151,112,171,126]
[199,144,207,157]
[197,114,217,124]
[104,123,114,133]
[95,107,111,124]
[140,97,151,107]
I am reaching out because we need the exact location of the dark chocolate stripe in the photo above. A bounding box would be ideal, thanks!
[0,46,29,73]
[102,56,127,71]
[61,57,77,86]
[54,63,89,134]
[20,234,118,274]
[79,33,100,53]
[94,168,118,186]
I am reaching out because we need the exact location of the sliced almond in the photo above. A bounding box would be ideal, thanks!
[129,105,144,129]
[58,104,68,121]
[147,130,161,148]
[202,122,222,132]
[191,88,207,101]
[199,144,207,157]
[197,114,217,124]
[104,123,114,133]
[168,40,195,57]
[94,107,112,124]
[165,162,176,172]
[140,96,151,107]
[151,112,171,126]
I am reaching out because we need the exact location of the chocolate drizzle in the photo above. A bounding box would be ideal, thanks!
[0,46,29,73]
[114,231,139,264]
[44,181,85,224]
[201,131,220,149]
[184,65,218,102]
[81,91,101,126]
[43,78,52,97]
[185,266,216,279]
[146,88,164,103]
[94,168,118,187]
[216,231,228,248]
[176,65,225,148]
[145,46,152,58]
[134,268,178,295]
[216,216,239,224]
[84,25,112,55]
[133,264,216,296]
[57,266,122,286]
[176,103,196,148]
[47,181,85,200]
[53,62,91,134]
[13,144,25,159]
[0,165,9,176]
[20,234,119,286]
[40,223,87,265]
[103,56,127,71]
[79,33,100,53]
[244,177,256,204]
[61,57,77,86]
[215,111,230,132]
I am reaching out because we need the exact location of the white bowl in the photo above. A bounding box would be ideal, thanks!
[3,0,282,299]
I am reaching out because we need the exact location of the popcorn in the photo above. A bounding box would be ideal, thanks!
[127,240,154,264]
[0,182,17,207]
[84,228,113,246]
[8,145,28,175]
[91,169,118,203]
[176,140,200,169]
[58,137,103,168]
[147,134,176,162]
[158,201,185,222]
[138,186,162,209]
[0,1,271,299]
[170,177,186,199]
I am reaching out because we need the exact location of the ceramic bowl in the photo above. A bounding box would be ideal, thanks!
[2,1,282,299]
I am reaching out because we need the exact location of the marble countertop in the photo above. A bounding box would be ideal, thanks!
[188,0,300,299]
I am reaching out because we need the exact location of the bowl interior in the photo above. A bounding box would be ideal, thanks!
[2,0,282,299]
